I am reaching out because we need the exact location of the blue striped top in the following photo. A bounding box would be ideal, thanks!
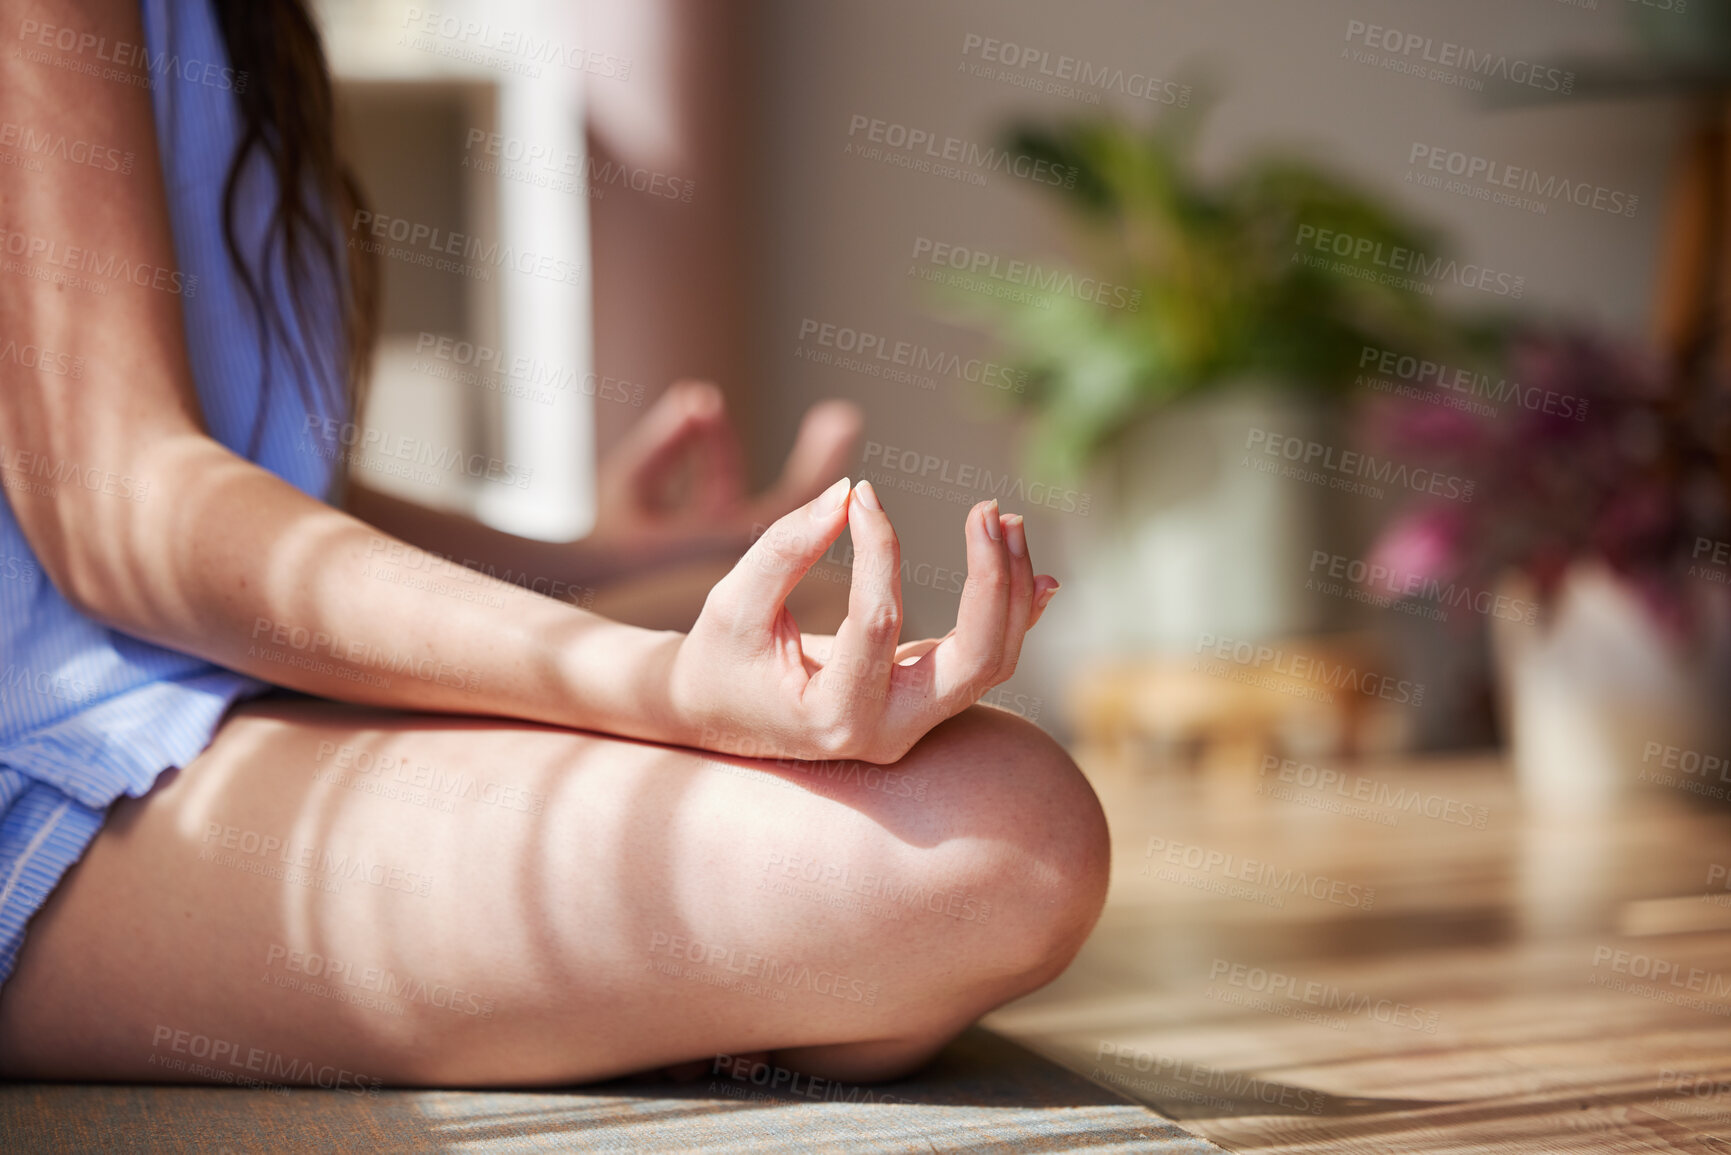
[0,0,346,815]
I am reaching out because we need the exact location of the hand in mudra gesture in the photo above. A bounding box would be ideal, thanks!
[668,477,1059,765]
[590,380,863,565]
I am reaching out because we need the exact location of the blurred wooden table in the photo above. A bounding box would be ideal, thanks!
[1066,637,1390,774]
[986,748,1731,1153]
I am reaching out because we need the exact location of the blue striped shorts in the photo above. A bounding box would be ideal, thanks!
[0,769,108,989]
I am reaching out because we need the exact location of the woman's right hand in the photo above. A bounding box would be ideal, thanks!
[663,478,1059,765]
[589,381,862,568]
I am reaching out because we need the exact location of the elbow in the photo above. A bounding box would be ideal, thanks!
[34,430,226,631]
[44,540,131,629]
[30,499,156,632]
[11,431,222,633]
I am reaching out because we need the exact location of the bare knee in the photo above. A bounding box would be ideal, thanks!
[865,707,1109,1018]
[939,706,1109,974]
[776,708,1108,1080]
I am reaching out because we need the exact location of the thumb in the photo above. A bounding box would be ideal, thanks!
[710,477,851,633]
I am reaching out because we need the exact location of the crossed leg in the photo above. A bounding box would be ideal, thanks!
[0,695,1108,1088]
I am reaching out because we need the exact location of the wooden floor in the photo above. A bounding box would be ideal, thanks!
[985,746,1731,1153]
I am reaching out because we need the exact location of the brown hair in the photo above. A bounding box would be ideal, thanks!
[208,0,377,453]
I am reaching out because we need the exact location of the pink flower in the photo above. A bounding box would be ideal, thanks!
[1365,507,1464,591]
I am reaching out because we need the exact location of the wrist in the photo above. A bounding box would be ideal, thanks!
[634,627,691,747]
[552,617,689,745]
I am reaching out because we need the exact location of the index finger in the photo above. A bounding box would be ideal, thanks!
[708,476,851,634]
[810,479,903,719]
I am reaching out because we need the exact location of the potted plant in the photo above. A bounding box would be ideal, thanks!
[958,99,1463,654]
[1364,328,1731,812]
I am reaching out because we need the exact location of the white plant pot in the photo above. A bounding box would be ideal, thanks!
[1491,563,1729,818]
[1058,389,1352,657]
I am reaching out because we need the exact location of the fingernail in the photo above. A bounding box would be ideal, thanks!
[1003,515,1026,558]
[1036,585,1059,609]
[821,476,851,511]
[983,501,1002,541]
[855,479,882,511]
[686,381,722,414]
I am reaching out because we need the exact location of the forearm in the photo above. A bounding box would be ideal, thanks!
[0,0,682,744]
[343,479,610,598]
[344,478,752,592]
[78,434,682,741]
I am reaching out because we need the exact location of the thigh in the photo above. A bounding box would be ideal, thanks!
[0,695,1094,1087]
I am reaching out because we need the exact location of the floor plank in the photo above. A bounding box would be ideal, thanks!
[0,1027,1221,1153]
[986,752,1731,1154]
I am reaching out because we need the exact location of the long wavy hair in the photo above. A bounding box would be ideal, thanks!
[208,0,378,454]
